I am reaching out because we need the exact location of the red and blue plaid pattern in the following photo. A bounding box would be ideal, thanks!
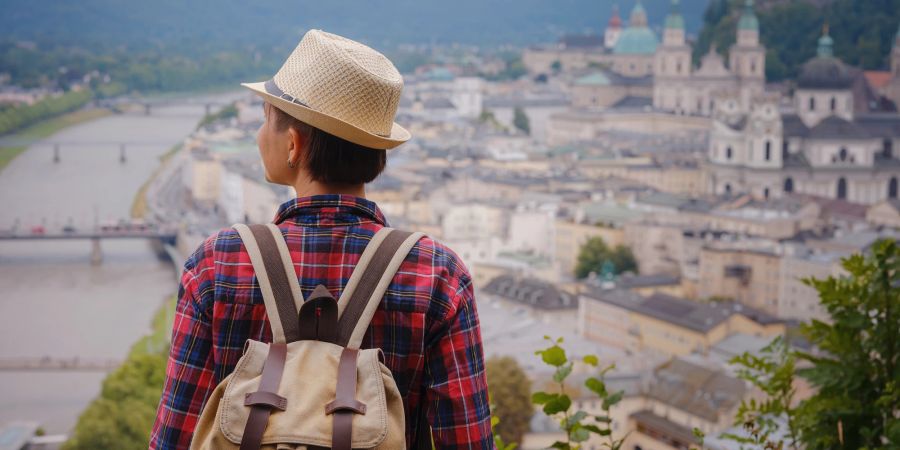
[149,194,493,449]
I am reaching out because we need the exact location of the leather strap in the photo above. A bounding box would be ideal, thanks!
[233,223,304,344]
[240,342,287,450]
[327,348,366,450]
[249,224,302,343]
[338,230,424,349]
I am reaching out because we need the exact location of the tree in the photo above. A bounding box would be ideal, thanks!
[725,336,801,449]
[486,356,532,446]
[719,239,900,450]
[62,351,167,450]
[574,237,637,279]
[794,238,900,449]
[512,107,530,135]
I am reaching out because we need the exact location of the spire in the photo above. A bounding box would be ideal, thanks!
[608,3,622,29]
[629,0,648,28]
[738,0,759,32]
[665,0,685,30]
[818,23,834,58]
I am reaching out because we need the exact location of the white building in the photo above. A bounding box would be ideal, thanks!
[707,28,900,205]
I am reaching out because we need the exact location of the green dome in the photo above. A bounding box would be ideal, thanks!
[613,27,659,54]
[575,72,612,86]
[738,0,758,31]
[665,0,684,30]
[817,34,834,57]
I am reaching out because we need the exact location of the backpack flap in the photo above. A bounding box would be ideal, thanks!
[218,339,398,448]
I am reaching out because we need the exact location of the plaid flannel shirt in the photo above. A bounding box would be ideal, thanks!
[149,194,493,449]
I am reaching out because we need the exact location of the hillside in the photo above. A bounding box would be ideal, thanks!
[0,0,709,50]
[695,0,900,81]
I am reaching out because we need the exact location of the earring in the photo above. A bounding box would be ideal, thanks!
[287,159,295,169]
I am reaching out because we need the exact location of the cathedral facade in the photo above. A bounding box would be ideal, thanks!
[652,0,765,116]
[706,29,900,205]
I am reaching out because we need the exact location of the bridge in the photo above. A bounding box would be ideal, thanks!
[1,225,178,264]
[0,139,185,164]
[97,96,235,117]
[0,356,122,372]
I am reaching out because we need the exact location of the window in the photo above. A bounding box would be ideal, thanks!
[725,183,732,195]
[837,177,847,200]
[764,187,770,199]
[884,139,894,159]
[765,141,771,161]
[839,148,848,162]
[726,146,733,160]
[784,177,794,193]
[890,177,898,199]
[830,97,836,111]
[809,97,815,111]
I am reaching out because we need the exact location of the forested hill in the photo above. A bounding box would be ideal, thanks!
[695,0,900,81]
[1,0,708,50]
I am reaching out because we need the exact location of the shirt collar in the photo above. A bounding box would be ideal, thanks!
[272,194,389,227]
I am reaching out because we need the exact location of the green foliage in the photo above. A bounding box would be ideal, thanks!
[486,357,533,446]
[512,107,530,135]
[196,102,239,130]
[0,89,92,135]
[694,0,900,81]
[724,336,800,449]
[62,352,167,450]
[63,298,175,449]
[574,237,637,279]
[532,336,625,450]
[716,239,899,450]
[492,415,520,450]
[793,238,900,449]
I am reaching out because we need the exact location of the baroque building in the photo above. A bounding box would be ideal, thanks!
[707,29,900,205]
[652,0,765,115]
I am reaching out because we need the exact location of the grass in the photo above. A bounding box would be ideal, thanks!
[0,108,112,173]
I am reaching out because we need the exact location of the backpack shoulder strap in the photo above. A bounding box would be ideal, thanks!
[336,228,424,348]
[233,223,304,344]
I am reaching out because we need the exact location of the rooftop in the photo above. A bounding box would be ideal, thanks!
[647,357,745,421]
[483,274,576,310]
[582,288,781,333]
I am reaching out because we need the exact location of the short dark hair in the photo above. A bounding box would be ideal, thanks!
[267,103,387,185]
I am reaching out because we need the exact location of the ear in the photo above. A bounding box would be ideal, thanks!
[287,126,306,154]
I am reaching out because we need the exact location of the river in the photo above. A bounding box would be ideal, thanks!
[0,98,229,434]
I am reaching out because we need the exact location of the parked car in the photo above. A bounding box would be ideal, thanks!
[30,225,45,235]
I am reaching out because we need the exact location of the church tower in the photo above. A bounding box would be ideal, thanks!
[729,0,766,108]
[653,0,693,113]
[604,4,622,49]
[887,22,900,107]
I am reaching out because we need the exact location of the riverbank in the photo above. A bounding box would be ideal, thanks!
[0,108,112,172]
[131,143,183,219]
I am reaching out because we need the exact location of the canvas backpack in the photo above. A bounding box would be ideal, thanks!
[190,223,429,450]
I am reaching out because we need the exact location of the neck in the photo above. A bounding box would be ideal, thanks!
[293,179,366,199]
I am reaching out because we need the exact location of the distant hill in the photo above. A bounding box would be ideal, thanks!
[0,0,709,50]
[695,0,900,81]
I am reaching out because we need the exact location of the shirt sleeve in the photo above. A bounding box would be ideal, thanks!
[149,247,216,450]
[422,274,495,449]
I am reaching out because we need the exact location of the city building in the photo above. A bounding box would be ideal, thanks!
[578,287,785,357]
[707,28,900,204]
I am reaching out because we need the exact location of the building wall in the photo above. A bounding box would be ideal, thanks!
[779,253,844,322]
[698,247,782,315]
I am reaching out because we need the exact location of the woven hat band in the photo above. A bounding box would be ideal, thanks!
[263,79,391,138]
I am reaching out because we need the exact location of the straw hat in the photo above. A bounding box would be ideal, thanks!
[241,29,410,150]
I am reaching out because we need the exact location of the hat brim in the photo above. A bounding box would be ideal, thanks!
[240,81,410,150]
